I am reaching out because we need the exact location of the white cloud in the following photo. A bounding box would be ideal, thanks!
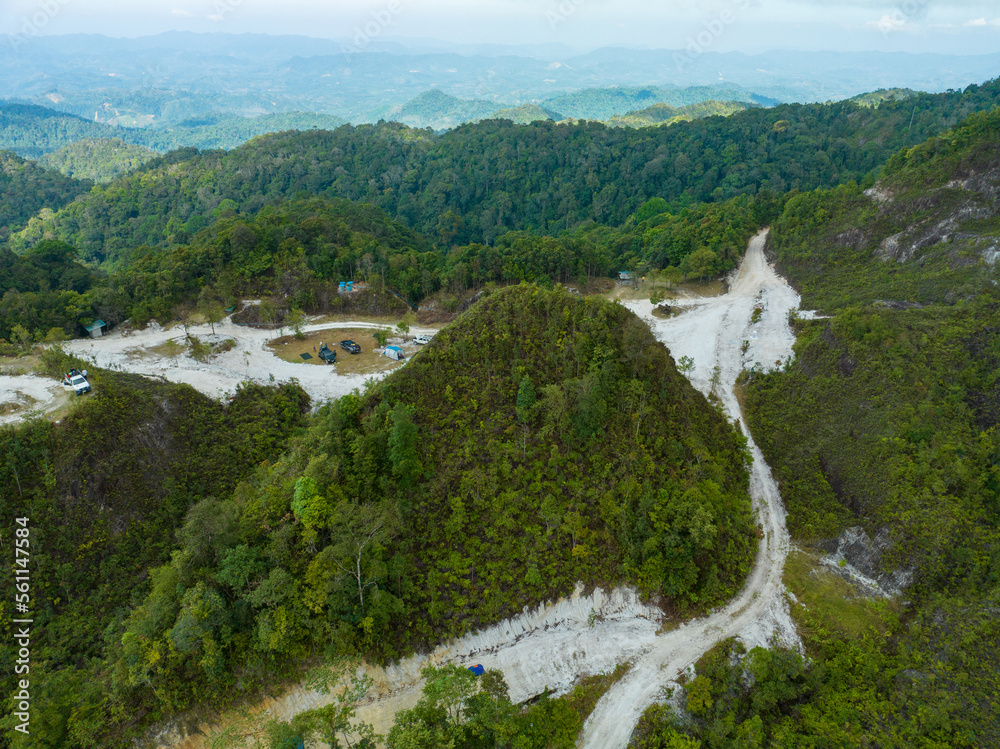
[207,14,225,22]
[964,17,1000,26]
[171,8,192,17]
[868,14,906,32]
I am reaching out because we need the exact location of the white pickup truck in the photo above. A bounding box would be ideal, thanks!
[62,369,91,395]
[412,333,433,345]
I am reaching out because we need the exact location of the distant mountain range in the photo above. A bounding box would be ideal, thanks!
[2,32,998,123]
[2,32,998,175]
[0,86,763,160]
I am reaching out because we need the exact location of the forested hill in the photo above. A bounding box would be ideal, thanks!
[0,102,349,158]
[672,109,1000,747]
[766,108,1000,311]
[0,152,90,240]
[9,79,1000,266]
[38,138,159,183]
[0,287,755,747]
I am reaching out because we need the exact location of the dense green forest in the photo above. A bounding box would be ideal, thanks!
[630,108,1000,748]
[0,153,90,241]
[8,78,1000,266]
[0,287,754,747]
[38,138,158,183]
[0,192,771,344]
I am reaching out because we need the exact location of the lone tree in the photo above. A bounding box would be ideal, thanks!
[198,287,226,335]
[683,247,719,282]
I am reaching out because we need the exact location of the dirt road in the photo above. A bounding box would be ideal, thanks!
[579,229,801,748]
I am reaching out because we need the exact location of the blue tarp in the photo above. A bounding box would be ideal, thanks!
[468,664,485,675]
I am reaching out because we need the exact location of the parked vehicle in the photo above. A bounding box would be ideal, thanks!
[412,334,433,345]
[340,340,361,354]
[63,369,91,395]
[317,344,337,364]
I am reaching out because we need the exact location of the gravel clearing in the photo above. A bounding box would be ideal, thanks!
[0,374,70,424]
[61,318,439,407]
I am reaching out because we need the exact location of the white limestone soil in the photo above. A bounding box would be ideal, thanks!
[159,585,667,748]
[61,319,438,407]
[0,374,70,424]
[579,229,803,748]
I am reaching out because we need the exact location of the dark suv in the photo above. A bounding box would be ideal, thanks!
[340,340,361,354]
[318,344,337,364]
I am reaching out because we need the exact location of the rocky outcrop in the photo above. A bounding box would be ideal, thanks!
[818,526,912,598]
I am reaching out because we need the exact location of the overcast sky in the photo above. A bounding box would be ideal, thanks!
[3,0,1000,55]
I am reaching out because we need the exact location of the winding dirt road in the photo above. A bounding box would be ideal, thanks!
[580,229,801,748]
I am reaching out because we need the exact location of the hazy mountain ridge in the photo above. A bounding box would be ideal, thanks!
[0,101,348,158]
[4,32,1000,123]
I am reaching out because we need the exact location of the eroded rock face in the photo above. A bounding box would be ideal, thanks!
[869,166,1000,266]
[818,526,912,598]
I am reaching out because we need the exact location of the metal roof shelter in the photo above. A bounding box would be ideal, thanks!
[84,320,107,338]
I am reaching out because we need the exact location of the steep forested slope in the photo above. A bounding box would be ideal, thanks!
[38,138,158,182]
[637,109,1000,748]
[0,152,90,239]
[766,109,1000,312]
[10,79,1000,265]
[751,107,1000,584]
[0,360,309,747]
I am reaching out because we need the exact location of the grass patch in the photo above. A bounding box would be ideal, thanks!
[560,662,632,723]
[606,278,727,303]
[149,338,188,360]
[0,355,42,375]
[0,394,36,416]
[266,328,407,376]
[783,549,899,643]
